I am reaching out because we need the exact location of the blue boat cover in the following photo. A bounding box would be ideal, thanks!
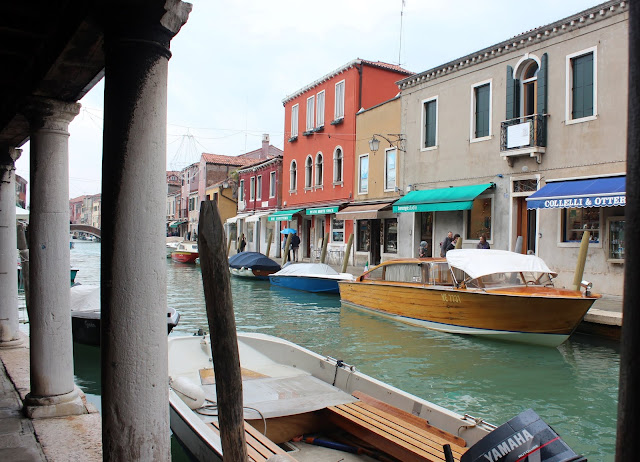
[526,176,625,209]
[228,252,281,271]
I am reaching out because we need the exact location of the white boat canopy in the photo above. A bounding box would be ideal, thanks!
[16,206,29,220]
[273,263,354,280]
[446,249,556,280]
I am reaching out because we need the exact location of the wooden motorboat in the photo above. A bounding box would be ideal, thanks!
[171,241,199,264]
[169,333,584,462]
[71,285,180,346]
[269,262,354,294]
[338,249,601,347]
[228,251,280,280]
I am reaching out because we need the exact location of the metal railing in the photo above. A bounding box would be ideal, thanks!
[500,113,547,152]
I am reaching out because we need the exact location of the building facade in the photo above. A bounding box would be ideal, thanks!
[15,174,27,209]
[396,0,627,296]
[281,59,412,261]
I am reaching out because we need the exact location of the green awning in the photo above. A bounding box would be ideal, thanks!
[169,219,188,228]
[393,183,494,213]
[306,206,339,215]
[268,209,302,222]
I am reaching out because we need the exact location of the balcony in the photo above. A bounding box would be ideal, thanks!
[500,114,547,166]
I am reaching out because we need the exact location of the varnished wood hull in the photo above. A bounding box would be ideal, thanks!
[338,281,599,347]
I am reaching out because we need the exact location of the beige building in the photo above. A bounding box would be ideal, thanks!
[339,96,403,266]
[395,1,627,295]
[205,179,239,245]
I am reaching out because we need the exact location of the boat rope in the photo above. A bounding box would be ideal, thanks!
[192,399,269,436]
[326,356,356,387]
[332,360,344,386]
[457,413,497,435]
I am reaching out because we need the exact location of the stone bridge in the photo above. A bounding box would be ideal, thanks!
[70,224,101,238]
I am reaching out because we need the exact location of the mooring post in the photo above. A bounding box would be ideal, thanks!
[282,233,292,266]
[266,229,273,257]
[198,201,248,462]
[320,235,328,263]
[572,231,590,291]
[342,234,354,274]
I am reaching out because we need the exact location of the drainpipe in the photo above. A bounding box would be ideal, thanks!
[356,62,363,110]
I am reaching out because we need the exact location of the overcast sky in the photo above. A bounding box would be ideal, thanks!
[14,0,601,202]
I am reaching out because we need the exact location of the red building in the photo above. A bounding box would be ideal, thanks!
[280,59,412,259]
[15,174,27,209]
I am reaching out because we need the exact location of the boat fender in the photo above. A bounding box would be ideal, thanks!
[171,376,205,410]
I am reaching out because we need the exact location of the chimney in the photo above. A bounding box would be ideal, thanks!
[262,134,269,159]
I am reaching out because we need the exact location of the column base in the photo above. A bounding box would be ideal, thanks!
[24,385,88,419]
[0,337,25,349]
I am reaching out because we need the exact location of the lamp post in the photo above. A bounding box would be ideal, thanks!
[368,133,405,152]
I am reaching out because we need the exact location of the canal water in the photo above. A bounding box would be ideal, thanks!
[27,241,620,460]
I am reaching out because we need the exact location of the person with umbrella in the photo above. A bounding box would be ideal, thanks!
[280,228,296,262]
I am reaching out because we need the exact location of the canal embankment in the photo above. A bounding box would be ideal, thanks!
[0,332,101,461]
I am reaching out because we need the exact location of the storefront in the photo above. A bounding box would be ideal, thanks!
[268,209,302,258]
[526,175,625,295]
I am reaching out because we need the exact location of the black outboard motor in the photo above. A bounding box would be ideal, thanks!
[460,409,586,462]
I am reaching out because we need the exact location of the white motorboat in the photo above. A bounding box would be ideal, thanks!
[168,333,585,462]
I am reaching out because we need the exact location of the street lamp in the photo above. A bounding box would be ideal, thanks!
[368,133,405,152]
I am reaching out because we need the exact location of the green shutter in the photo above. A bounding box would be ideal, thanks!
[506,65,517,120]
[537,53,548,146]
[424,100,437,148]
[475,84,490,138]
[572,52,594,119]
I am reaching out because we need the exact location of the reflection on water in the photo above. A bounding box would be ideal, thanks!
[68,242,619,461]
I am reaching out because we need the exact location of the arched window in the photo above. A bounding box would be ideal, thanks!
[520,60,539,116]
[290,160,297,191]
[305,155,313,189]
[315,152,323,186]
[333,147,343,183]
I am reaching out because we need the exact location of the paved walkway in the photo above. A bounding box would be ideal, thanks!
[0,333,101,461]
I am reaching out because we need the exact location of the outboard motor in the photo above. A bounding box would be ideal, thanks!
[460,409,586,462]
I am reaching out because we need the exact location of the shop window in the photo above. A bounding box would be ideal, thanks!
[357,220,370,251]
[562,208,600,243]
[384,218,397,253]
[332,218,344,242]
[466,197,492,240]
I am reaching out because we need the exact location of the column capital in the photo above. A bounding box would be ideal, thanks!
[0,147,22,166]
[21,98,81,133]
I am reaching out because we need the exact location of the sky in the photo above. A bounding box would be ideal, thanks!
[14,0,602,202]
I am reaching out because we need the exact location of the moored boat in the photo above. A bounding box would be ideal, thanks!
[338,249,600,347]
[71,284,180,346]
[269,262,354,293]
[169,333,584,462]
[171,242,199,264]
[228,251,280,279]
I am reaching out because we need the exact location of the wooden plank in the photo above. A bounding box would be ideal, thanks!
[351,392,467,447]
[327,405,452,462]
[244,421,288,456]
[210,421,288,462]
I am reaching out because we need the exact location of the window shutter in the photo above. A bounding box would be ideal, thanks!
[505,65,517,120]
[537,53,548,145]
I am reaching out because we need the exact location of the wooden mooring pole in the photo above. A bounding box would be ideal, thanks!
[198,201,248,461]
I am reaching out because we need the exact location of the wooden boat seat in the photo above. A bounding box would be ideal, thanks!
[210,420,289,462]
[326,392,467,462]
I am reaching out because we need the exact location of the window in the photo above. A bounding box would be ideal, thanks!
[306,96,315,130]
[239,179,245,202]
[562,208,600,243]
[471,80,492,140]
[246,222,254,242]
[566,47,597,122]
[384,148,396,191]
[291,104,299,137]
[269,171,276,198]
[333,147,343,183]
[422,97,438,149]
[256,175,262,200]
[316,90,325,127]
[358,154,369,194]
[332,218,344,242]
[315,153,323,186]
[384,219,397,253]
[335,80,345,119]
[356,221,370,251]
[290,161,297,191]
[249,177,256,200]
[305,156,313,189]
[466,197,493,240]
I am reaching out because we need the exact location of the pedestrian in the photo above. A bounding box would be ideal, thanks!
[291,232,301,262]
[440,231,453,257]
[446,234,460,252]
[418,240,429,258]
[477,234,490,249]
[238,234,246,253]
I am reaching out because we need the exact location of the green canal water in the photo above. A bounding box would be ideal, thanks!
[50,241,620,460]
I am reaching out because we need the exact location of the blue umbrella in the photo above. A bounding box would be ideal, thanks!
[280,228,297,234]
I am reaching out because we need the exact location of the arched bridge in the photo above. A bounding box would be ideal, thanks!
[70,224,101,238]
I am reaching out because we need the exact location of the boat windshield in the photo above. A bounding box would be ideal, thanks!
[363,263,424,283]
[464,271,554,289]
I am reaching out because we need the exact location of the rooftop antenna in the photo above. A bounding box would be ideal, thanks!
[398,0,405,65]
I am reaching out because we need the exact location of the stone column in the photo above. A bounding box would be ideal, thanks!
[101,3,190,460]
[0,147,23,348]
[22,98,85,418]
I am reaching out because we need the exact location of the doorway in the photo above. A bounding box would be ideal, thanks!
[304,219,312,258]
[370,220,381,266]
[516,197,536,254]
